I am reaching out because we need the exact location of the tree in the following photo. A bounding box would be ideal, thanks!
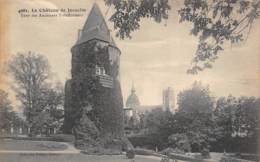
[145,108,171,133]
[175,82,216,152]
[137,83,216,151]
[40,82,64,121]
[214,96,259,152]
[0,89,14,132]
[234,97,258,138]
[169,110,216,153]
[142,108,174,149]
[177,81,214,113]
[8,51,62,135]
[168,133,191,152]
[214,95,237,151]
[31,83,64,136]
[0,89,24,134]
[105,0,260,73]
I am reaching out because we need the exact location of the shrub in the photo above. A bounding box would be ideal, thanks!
[200,148,210,159]
[81,146,122,155]
[134,148,156,156]
[128,135,159,150]
[126,149,135,159]
[50,134,75,143]
[160,147,185,155]
[121,137,134,151]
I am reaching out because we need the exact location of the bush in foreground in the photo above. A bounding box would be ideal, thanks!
[126,149,135,159]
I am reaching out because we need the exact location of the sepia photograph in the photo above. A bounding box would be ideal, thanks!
[0,0,259,162]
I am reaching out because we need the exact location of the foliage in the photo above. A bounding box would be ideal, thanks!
[68,40,125,151]
[105,0,170,39]
[126,149,135,159]
[8,52,64,136]
[179,0,260,74]
[105,0,260,73]
[8,52,50,125]
[214,96,237,142]
[70,41,124,136]
[133,82,216,152]
[0,89,14,131]
[128,134,161,149]
[213,95,259,153]
[168,133,190,152]
[40,83,64,121]
[0,89,24,133]
[169,112,216,152]
[174,82,216,152]
[200,148,210,158]
[73,104,101,150]
[29,85,64,136]
[144,108,175,149]
[130,82,258,153]
[177,81,214,113]
[234,97,259,138]
[145,108,171,133]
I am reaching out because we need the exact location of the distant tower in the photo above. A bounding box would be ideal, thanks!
[162,87,175,112]
[63,3,124,137]
[125,84,141,128]
[126,84,140,108]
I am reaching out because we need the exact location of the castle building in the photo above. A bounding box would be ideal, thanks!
[63,3,124,137]
[124,85,141,125]
[123,85,177,135]
[162,87,175,112]
[124,85,141,135]
[123,86,176,123]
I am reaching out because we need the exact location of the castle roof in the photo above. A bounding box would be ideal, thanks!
[75,3,118,49]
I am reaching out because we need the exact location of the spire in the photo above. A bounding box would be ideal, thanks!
[131,82,136,93]
[75,3,117,48]
[126,83,140,108]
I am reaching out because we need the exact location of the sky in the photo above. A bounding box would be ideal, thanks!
[5,0,260,107]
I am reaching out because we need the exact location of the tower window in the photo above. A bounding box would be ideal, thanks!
[100,67,105,75]
[96,65,106,76]
[96,66,101,75]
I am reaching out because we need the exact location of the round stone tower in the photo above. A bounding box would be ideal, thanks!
[63,3,124,141]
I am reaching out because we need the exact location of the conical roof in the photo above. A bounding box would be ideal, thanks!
[75,3,118,48]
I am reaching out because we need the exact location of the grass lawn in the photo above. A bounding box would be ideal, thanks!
[0,139,68,151]
[0,154,162,162]
[0,139,165,162]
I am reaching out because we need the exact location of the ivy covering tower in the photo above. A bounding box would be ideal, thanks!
[63,3,128,150]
